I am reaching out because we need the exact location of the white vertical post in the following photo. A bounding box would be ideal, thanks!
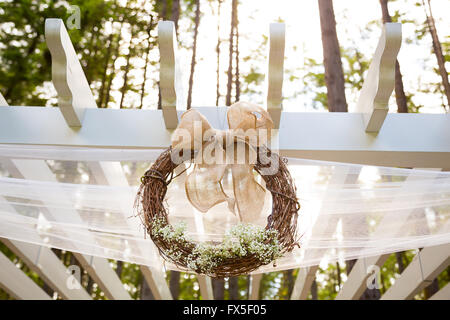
[290,266,319,300]
[249,273,263,300]
[45,19,97,127]
[356,23,402,133]
[158,21,183,129]
[197,275,214,300]
[267,23,285,129]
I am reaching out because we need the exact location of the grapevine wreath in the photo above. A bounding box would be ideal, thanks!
[135,102,300,278]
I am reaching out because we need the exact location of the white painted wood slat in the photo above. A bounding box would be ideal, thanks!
[0,249,51,300]
[267,23,285,129]
[2,107,449,168]
[1,159,131,300]
[290,266,319,300]
[381,243,450,300]
[45,19,97,127]
[197,275,214,300]
[158,21,183,129]
[1,239,90,300]
[356,23,402,133]
[249,273,263,300]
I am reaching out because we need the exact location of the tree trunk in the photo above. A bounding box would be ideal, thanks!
[119,25,136,109]
[422,0,450,110]
[284,269,295,299]
[395,251,405,273]
[212,278,225,300]
[169,271,180,300]
[226,0,238,106]
[336,262,342,289]
[215,0,222,106]
[379,0,408,113]
[116,260,123,278]
[98,31,115,108]
[234,2,240,102]
[229,277,239,300]
[311,279,318,300]
[171,0,181,33]
[318,0,347,112]
[186,0,201,109]
[139,16,154,109]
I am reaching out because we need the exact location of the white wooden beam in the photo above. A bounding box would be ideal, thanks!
[267,23,285,129]
[1,238,91,299]
[249,273,262,300]
[87,161,172,300]
[335,255,388,300]
[45,19,97,127]
[1,107,450,168]
[0,92,7,106]
[0,249,52,300]
[381,243,450,300]
[1,158,131,300]
[71,254,132,300]
[158,21,183,129]
[429,283,450,300]
[356,23,402,133]
[290,266,318,300]
[197,275,214,300]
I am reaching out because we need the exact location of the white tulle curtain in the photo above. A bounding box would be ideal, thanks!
[0,144,449,272]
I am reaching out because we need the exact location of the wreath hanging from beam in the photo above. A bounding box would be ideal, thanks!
[135,102,300,278]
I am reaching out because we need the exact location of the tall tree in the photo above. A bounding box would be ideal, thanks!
[139,15,155,109]
[422,0,450,110]
[317,0,347,112]
[215,0,223,106]
[226,0,238,105]
[234,2,240,102]
[186,0,201,109]
[171,0,181,33]
[212,278,225,300]
[119,24,137,109]
[379,0,408,113]
[311,279,318,300]
[229,277,239,300]
[169,271,180,299]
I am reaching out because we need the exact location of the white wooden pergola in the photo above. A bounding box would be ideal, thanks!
[0,19,449,300]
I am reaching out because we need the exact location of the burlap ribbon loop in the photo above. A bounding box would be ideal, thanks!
[171,102,274,222]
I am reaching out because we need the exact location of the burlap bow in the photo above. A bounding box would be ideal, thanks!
[171,102,274,222]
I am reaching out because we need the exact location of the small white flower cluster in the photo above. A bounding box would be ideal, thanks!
[150,217,190,244]
[150,217,282,274]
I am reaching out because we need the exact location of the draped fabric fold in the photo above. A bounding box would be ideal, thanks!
[0,144,449,272]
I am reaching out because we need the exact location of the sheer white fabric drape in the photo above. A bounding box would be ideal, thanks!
[0,144,449,272]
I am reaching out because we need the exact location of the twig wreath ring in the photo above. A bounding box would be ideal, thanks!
[135,102,300,277]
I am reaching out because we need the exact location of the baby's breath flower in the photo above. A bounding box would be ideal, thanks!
[150,217,282,274]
